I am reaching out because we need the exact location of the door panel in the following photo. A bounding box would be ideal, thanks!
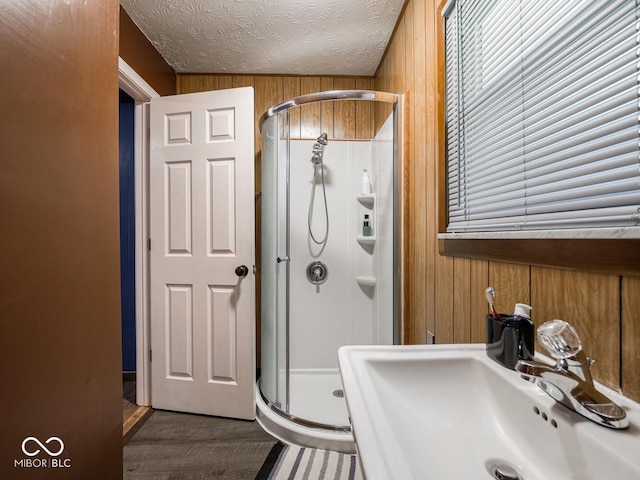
[208,158,236,254]
[166,161,192,255]
[166,284,193,379]
[150,87,255,419]
[209,285,236,382]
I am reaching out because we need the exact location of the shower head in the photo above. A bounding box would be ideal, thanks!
[311,132,329,164]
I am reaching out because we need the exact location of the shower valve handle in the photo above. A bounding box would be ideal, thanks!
[235,265,249,277]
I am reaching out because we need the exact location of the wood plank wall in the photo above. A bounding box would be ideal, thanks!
[178,6,640,403]
[375,0,640,402]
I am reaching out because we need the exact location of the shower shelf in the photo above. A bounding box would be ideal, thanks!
[356,276,376,287]
[356,194,375,207]
[356,235,376,245]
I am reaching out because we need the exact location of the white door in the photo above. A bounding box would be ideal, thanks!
[149,87,255,419]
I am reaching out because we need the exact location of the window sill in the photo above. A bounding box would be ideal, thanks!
[439,227,640,240]
[438,233,640,276]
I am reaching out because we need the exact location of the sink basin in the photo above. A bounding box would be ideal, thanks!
[338,344,640,479]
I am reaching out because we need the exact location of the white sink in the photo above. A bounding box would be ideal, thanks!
[338,344,640,480]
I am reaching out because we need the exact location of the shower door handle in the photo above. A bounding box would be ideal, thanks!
[235,265,249,277]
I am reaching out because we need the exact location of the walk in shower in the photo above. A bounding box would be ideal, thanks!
[256,90,404,453]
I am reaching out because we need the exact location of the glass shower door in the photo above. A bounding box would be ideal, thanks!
[260,112,288,411]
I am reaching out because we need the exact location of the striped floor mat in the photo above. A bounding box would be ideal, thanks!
[256,443,363,480]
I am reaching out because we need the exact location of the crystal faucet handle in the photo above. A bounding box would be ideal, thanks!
[537,319,582,359]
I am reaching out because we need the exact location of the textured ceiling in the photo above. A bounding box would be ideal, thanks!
[120,0,405,76]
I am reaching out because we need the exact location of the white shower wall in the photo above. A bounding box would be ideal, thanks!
[287,120,395,371]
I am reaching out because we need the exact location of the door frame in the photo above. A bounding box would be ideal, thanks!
[118,57,159,406]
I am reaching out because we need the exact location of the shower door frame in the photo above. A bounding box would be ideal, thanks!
[259,90,405,432]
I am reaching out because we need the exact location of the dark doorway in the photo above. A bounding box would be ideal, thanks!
[119,89,136,373]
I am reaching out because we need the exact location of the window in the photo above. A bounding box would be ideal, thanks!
[443,0,640,236]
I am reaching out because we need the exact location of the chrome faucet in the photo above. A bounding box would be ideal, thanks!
[515,320,628,429]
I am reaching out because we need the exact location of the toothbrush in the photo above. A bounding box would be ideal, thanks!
[485,286,500,319]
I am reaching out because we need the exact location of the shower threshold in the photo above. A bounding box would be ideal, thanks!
[255,369,355,454]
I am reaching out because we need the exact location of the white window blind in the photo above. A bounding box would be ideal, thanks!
[444,0,640,233]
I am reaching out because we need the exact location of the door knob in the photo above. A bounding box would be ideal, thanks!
[235,265,249,277]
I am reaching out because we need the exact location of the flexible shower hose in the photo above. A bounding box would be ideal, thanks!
[308,162,329,246]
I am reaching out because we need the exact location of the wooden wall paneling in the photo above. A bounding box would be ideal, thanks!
[320,77,335,137]
[379,5,422,343]
[179,74,204,93]
[355,78,373,139]
[488,262,530,316]
[284,77,301,139]
[453,257,472,343]
[622,275,640,401]
[333,77,357,139]
[401,1,421,344]
[179,74,236,94]
[434,255,455,344]
[402,0,418,343]
[300,76,322,138]
[386,17,400,94]
[406,1,435,339]
[376,103,395,137]
[424,0,439,339]
[253,76,277,173]
[402,101,416,344]
[382,63,395,130]
[387,14,406,101]
[254,75,284,197]
[470,259,490,343]
[404,0,414,101]
[202,75,221,92]
[372,76,382,134]
[531,267,620,390]
[219,75,234,89]
[233,75,256,88]
[374,59,389,132]
[405,1,425,344]
[255,77,283,146]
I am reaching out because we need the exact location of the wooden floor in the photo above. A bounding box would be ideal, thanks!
[121,378,276,478]
[123,410,277,479]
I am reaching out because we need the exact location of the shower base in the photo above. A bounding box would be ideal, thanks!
[256,368,355,454]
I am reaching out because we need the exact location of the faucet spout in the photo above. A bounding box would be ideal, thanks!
[515,357,628,429]
[516,359,556,382]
